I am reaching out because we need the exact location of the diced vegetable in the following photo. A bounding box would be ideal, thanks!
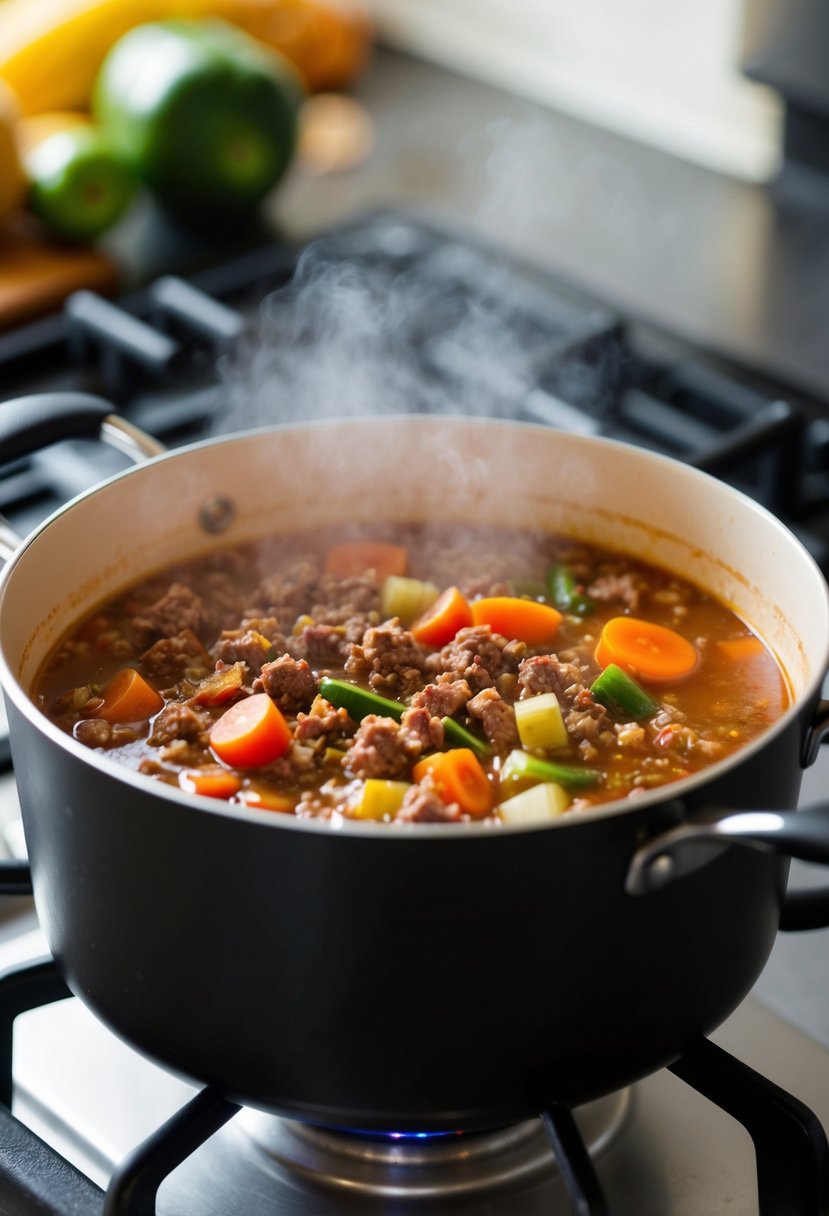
[716,636,765,662]
[324,542,408,581]
[546,563,594,616]
[500,748,601,790]
[594,616,698,683]
[381,575,440,623]
[209,694,291,768]
[412,748,492,818]
[353,779,411,820]
[498,782,569,824]
[470,596,562,645]
[192,662,246,706]
[318,677,404,722]
[514,692,568,751]
[95,667,163,723]
[590,663,659,720]
[237,784,296,813]
[411,586,473,648]
[441,716,490,758]
[178,767,241,800]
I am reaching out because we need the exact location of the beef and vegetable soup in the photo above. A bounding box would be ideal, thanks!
[35,523,789,825]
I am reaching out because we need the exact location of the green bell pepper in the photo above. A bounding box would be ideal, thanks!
[93,18,303,220]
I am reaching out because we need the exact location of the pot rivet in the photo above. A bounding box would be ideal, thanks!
[199,495,236,534]
[647,853,675,890]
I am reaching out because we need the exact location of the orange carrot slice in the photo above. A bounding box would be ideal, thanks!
[324,542,407,581]
[470,596,562,645]
[209,694,292,768]
[716,636,765,662]
[595,616,698,683]
[411,585,473,647]
[179,767,242,800]
[412,748,492,818]
[96,668,163,723]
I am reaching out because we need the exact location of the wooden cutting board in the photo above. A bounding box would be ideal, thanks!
[0,215,120,331]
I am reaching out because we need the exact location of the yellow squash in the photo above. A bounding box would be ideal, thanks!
[0,0,371,116]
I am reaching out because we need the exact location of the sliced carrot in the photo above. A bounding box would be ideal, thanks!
[179,767,242,800]
[96,667,164,723]
[324,541,408,581]
[412,748,492,818]
[236,783,297,813]
[411,585,473,647]
[209,694,292,768]
[470,597,562,646]
[716,636,765,662]
[595,616,698,683]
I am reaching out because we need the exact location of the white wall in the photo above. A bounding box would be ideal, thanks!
[367,0,782,180]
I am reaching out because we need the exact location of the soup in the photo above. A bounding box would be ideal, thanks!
[34,523,788,824]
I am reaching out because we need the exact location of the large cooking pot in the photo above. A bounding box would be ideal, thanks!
[1,393,829,1134]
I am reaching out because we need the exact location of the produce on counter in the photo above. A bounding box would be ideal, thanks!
[0,79,24,223]
[92,18,303,219]
[0,0,371,116]
[35,522,790,825]
[20,112,136,240]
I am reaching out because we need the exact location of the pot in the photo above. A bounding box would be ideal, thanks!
[1,392,829,1133]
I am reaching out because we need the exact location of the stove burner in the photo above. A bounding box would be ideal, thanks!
[237,1093,630,1200]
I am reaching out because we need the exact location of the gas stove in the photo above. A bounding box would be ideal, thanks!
[1,209,829,1215]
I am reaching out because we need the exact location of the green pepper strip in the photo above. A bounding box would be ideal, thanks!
[590,664,659,720]
[546,563,594,616]
[501,748,601,789]
[441,716,490,758]
[319,677,404,723]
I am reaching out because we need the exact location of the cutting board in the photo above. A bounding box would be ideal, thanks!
[0,215,120,331]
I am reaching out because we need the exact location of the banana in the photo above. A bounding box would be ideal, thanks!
[0,0,372,116]
[0,78,25,223]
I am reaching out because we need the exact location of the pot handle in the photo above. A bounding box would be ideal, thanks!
[0,392,165,562]
[626,803,829,929]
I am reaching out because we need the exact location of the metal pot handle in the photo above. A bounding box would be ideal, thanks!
[0,391,165,561]
[626,803,829,929]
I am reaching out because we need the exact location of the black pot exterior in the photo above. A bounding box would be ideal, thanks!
[7,695,798,1132]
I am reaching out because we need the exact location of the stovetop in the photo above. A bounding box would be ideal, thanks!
[2,208,829,1215]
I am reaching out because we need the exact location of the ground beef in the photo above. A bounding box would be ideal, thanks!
[344,619,427,698]
[148,703,209,747]
[73,718,114,748]
[410,676,472,718]
[427,626,526,692]
[467,687,519,752]
[211,629,280,677]
[517,653,586,701]
[269,742,319,781]
[564,686,615,747]
[399,706,444,752]
[344,712,435,780]
[312,572,381,617]
[587,571,642,613]
[294,696,356,742]
[254,655,318,714]
[132,584,204,643]
[251,560,319,621]
[395,779,462,823]
[289,623,351,667]
[141,629,209,681]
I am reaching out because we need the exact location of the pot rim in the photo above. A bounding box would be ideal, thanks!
[1,415,827,840]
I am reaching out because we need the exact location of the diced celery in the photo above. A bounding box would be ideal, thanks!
[353,779,411,820]
[500,748,601,789]
[381,576,440,623]
[498,782,569,824]
[514,693,568,751]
